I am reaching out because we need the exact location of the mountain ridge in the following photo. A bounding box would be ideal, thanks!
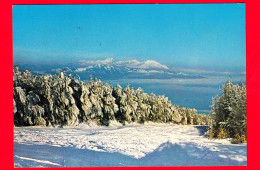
[19,58,205,81]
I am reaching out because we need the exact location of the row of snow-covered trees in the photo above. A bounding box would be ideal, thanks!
[13,67,211,127]
[209,78,247,143]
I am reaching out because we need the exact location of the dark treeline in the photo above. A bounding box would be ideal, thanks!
[13,67,211,127]
[209,78,247,143]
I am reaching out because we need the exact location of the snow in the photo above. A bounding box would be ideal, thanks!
[75,58,170,72]
[141,60,169,70]
[14,123,247,167]
[15,155,62,166]
[75,67,87,72]
[117,59,169,70]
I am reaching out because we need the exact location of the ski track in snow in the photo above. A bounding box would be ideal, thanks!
[14,123,247,167]
[14,155,61,166]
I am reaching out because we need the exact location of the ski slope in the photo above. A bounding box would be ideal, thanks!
[14,122,247,167]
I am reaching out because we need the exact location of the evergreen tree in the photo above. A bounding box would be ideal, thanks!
[13,67,212,127]
[209,78,246,143]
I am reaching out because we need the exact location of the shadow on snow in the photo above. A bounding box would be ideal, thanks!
[14,140,246,167]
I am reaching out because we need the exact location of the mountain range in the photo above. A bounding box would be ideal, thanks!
[16,58,205,81]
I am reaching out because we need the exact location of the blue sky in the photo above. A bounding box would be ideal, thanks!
[13,4,245,71]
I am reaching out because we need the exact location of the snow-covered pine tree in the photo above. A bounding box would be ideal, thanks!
[13,67,212,127]
[209,78,246,143]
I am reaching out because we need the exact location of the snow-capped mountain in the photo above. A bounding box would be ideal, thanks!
[63,58,204,80]
[75,58,169,71]
[115,59,169,70]
[18,58,205,81]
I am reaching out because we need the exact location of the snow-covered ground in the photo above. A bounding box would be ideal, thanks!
[14,122,247,167]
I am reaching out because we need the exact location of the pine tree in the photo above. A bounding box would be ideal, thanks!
[209,78,246,142]
[13,67,212,127]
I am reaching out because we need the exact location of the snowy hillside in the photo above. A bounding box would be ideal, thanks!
[14,123,247,167]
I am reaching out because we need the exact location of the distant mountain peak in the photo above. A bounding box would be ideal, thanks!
[142,60,169,70]
[103,58,114,64]
[67,58,205,80]
[16,58,206,80]
[77,58,168,70]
